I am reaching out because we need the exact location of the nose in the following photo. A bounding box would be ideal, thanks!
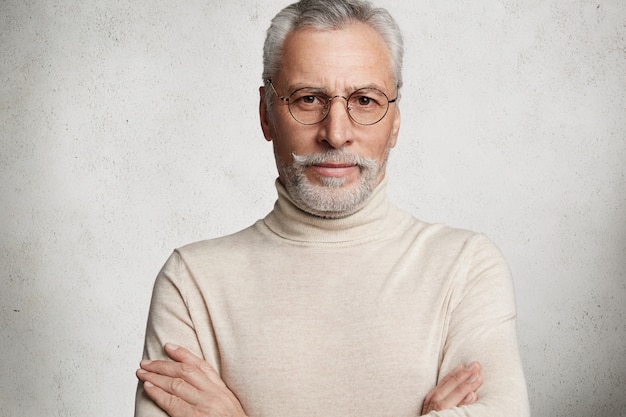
[319,96,354,148]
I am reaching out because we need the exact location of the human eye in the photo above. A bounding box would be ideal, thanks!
[350,89,385,108]
[356,96,373,106]
[290,89,327,108]
[299,95,319,105]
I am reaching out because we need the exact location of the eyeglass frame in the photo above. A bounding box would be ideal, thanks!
[266,79,398,126]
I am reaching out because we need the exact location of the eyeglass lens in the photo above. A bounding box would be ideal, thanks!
[287,88,391,125]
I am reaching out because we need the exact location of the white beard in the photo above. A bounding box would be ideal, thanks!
[276,148,387,218]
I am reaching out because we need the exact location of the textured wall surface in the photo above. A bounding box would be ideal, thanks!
[1,1,625,416]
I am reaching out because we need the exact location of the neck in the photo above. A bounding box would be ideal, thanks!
[261,177,401,245]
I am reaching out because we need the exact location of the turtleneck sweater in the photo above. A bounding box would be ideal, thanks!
[135,179,529,417]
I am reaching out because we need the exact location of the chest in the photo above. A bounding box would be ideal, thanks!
[196,246,456,417]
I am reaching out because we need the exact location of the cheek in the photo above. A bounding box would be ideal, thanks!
[364,127,396,158]
[274,125,320,155]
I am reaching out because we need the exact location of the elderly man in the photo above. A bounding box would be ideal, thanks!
[135,1,529,416]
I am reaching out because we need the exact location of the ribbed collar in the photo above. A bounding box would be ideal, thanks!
[261,178,404,245]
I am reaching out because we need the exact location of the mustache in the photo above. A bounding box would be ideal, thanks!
[292,150,377,170]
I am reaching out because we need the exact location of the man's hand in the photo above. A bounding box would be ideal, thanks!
[421,362,483,415]
[136,343,248,417]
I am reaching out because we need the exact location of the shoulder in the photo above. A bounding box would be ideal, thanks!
[421,224,513,292]
[425,223,501,255]
[154,221,267,287]
[401,212,490,250]
[175,220,266,258]
[152,221,266,281]
[397,211,508,269]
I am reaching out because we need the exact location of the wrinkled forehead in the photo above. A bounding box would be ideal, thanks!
[276,23,396,93]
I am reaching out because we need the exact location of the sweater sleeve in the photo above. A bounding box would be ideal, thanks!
[134,250,209,417]
[429,234,530,417]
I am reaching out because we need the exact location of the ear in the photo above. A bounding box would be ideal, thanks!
[259,86,273,142]
[389,106,401,148]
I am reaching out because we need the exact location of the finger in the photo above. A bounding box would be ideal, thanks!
[437,362,481,399]
[459,391,477,406]
[138,367,247,417]
[140,358,214,393]
[423,364,464,404]
[142,379,196,417]
[423,363,470,404]
[422,362,482,413]
[140,344,224,391]
[163,343,203,365]
[434,364,465,390]
[137,368,205,408]
[164,343,227,388]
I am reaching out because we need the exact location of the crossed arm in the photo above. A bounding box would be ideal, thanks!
[136,343,483,417]
[136,236,528,417]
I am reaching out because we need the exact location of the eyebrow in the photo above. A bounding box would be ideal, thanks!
[287,83,391,95]
[290,86,327,93]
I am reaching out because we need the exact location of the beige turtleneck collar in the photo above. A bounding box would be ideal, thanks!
[261,178,410,245]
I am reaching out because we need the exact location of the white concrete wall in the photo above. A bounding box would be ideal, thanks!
[1,1,624,416]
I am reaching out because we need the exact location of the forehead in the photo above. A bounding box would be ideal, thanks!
[276,22,395,92]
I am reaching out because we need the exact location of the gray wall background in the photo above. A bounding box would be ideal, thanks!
[1,1,625,416]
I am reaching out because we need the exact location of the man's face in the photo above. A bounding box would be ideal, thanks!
[260,22,401,217]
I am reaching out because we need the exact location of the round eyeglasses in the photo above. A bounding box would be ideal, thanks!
[267,80,397,126]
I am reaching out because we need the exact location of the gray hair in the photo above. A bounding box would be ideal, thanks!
[262,0,404,111]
